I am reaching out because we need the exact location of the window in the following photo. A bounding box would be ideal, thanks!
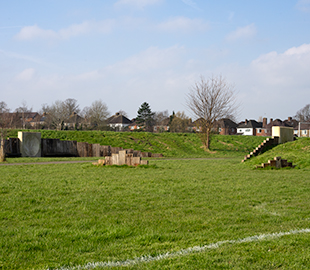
[219,128,222,132]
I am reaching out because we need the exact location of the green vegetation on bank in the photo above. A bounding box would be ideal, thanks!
[6,129,266,158]
[0,158,310,269]
[245,138,310,169]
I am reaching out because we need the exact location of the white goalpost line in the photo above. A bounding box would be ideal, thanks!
[50,228,310,270]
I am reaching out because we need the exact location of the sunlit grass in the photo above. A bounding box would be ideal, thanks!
[1,157,310,269]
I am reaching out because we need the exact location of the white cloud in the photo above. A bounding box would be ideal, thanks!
[296,0,310,12]
[5,46,189,116]
[226,24,256,41]
[15,68,36,81]
[181,0,201,10]
[222,43,310,120]
[157,17,209,32]
[115,0,162,9]
[15,20,114,41]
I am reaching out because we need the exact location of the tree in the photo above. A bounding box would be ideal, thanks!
[82,100,110,129]
[63,98,80,117]
[295,104,310,122]
[43,100,67,130]
[15,101,33,129]
[186,75,238,150]
[170,111,191,133]
[0,102,10,129]
[116,110,128,117]
[136,102,155,132]
[0,129,6,162]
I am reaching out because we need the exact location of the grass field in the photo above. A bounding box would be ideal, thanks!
[6,129,266,158]
[1,153,310,269]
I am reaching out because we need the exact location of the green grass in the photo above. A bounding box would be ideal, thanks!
[6,129,266,158]
[1,158,310,269]
[245,138,310,169]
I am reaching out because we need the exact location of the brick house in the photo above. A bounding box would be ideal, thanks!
[214,118,238,135]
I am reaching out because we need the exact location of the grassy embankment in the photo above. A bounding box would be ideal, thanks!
[245,137,310,169]
[1,132,310,269]
[6,129,265,160]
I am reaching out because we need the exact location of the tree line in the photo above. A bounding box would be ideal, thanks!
[1,75,308,150]
[0,98,194,133]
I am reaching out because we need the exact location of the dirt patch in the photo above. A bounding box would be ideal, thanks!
[219,141,234,147]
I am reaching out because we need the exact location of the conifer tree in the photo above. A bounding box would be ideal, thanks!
[136,102,155,132]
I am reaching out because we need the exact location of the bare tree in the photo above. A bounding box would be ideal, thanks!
[186,75,238,149]
[63,98,80,117]
[295,104,310,122]
[82,100,109,129]
[0,129,6,162]
[154,110,169,125]
[170,111,191,133]
[116,110,128,117]
[0,102,10,129]
[44,100,67,130]
[15,101,33,129]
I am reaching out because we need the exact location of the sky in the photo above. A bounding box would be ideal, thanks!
[1,0,310,122]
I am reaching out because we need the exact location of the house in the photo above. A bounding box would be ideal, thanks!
[294,122,310,137]
[237,119,262,136]
[153,117,170,132]
[107,113,132,131]
[256,117,298,137]
[128,119,141,131]
[63,112,84,129]
[214,118,238,135]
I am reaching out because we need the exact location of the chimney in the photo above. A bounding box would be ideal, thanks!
[263,118,267,128]
[288,117,292,121]
[245,119,248,125]
[270,118,273,124]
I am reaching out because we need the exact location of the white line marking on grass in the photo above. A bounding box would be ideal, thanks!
[50,228,310,270]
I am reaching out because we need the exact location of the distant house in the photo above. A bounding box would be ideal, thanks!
[153,117,170,132]
[237,119,262,136]
[214,118,238,135]
[256,117,298,137]
[107,113,132,131]
[63,112,84,129]
[294,122,310,137]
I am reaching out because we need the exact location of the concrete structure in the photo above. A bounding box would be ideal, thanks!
[18,132,41,157]
[256,156,294,169]
[95,149,149,166]
[272,126,294,144]
[5,133,163,159]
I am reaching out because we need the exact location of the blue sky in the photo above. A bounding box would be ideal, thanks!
[1,0,310,121]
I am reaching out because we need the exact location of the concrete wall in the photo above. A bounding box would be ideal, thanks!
[5,132,162,158]
[272,126,294,144]
[18,132,41,157]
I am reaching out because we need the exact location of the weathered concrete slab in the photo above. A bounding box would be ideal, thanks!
[140,160,148,165]
[77,142,90,157]
[111,147,123,154]
[18,132,41,157]
[112,153,119,165]
[118,150,127,165]
[101,145,111,156]
[5,138,20,157]
[92,144,101,157]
